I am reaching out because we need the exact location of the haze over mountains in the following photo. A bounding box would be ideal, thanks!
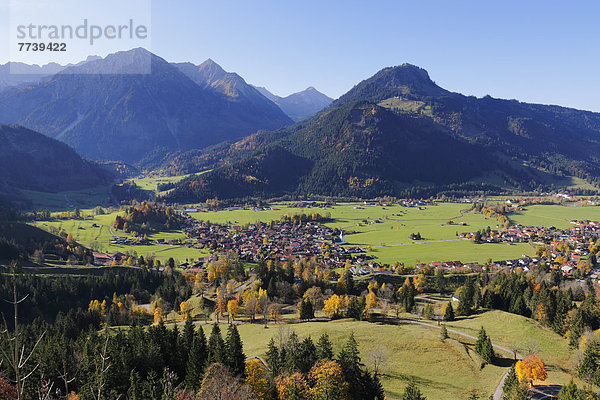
[253,86,333,122]
[0,56,102,92]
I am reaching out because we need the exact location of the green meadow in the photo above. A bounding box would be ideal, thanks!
[509,204,600,229]
[130,173,197,193]
[21,185,114,211]
[31,209,208,264]
[446,310,577,388]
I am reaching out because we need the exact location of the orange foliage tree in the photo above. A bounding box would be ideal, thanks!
[515,354,547,387]
[275,372,310,400]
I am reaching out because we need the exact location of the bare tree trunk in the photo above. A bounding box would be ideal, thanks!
[0,261,46,400]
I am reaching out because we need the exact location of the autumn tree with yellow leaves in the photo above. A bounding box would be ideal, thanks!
[308,359,349,400]
[228,299,239,322]
[515,354,547,387]
[245,359,271,400]
[323,294,343,319]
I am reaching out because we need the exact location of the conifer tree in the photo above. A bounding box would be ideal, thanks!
[299,298,314,320]
[444,301,455,321]
[265,338,280,376]
[346,296,362,320]
[475,326,494,363]
[207,323,225,365]
[401,382,426,400]
[458,278,476,316]
[185,325,208,391]
[225,324,246,377]
[297,336,317,374]
[440,324,449,341]
[316,333,334,360]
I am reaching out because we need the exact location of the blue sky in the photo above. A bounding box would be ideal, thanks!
[1,0,599,111]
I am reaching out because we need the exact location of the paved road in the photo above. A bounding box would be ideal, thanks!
[397,319,522,400]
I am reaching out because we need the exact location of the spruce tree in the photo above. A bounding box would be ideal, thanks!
[299,298,314,320]
[475,326,487,355]
[444,301,455,321]
[475,326,494,363]
[338,333,367,400]
[458,278,475,316]
[183,312,195,354]
[401,382,426,400]
[207,323,225,365]
[440,324,449,341]
[346,296,362,320]
[265,338,280,376]
[344,270,355,294]
[284,331,301,373]
[297,337,317,374]
[225,324,246,377]
[557,380,579,400]
[316,333,334,360]
[185,325,207,391]
[502,365,518,398]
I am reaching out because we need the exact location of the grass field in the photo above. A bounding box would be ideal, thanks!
[192,202,534,265]
[446,310,578,388]
[130,173,203,195]
[29,202,600,266]
[21,185,114,211]
[510,204,600,229]
[31,210,208,264]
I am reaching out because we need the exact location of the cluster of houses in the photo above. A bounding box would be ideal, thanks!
[110,235,184,246]
[183,218,375,269]
[454,220,599,277]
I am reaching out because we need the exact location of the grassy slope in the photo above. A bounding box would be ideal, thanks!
[165,309,575,400]
[21,185,114,211]
[446,310,577,388]
[184,320,504,400]
[130,174,196,192]
[31,210,208,264]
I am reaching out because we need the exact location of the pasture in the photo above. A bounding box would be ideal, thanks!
[31,209,208,264]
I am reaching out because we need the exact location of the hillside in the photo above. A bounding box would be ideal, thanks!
[254,85,333,121]
[0,125,112,196]
[163,64,600,202]
[0,49,292,165]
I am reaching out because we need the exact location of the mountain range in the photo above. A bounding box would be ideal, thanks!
[253,86,333,121]
[0,56,102,92]
[0,49,292,165]
[163,63,600,202]
[2,49,600,203]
